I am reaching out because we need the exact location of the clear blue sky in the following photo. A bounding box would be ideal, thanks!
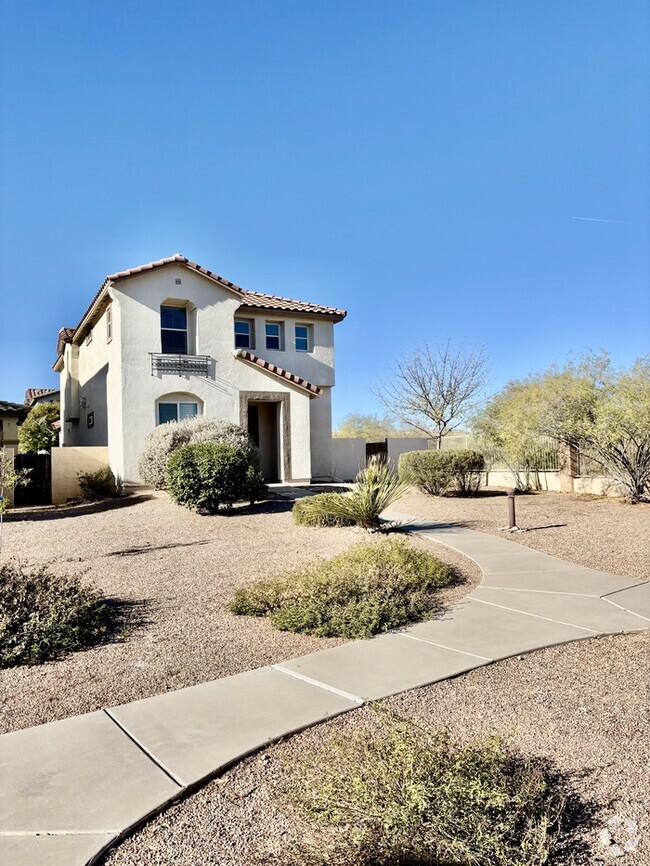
[1,1,648,424]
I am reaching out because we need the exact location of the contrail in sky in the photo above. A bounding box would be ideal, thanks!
[572,216,626,223]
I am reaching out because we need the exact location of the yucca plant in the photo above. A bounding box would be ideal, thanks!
[312,456,410,529]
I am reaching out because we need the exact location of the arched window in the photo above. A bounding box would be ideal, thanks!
[156,393,203,425]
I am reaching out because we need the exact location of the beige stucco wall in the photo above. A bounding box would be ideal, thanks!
[573,476,627,497]
[59,264,339,483]
[0,417,22,449]
[51,447,110,504]
[331,438,366,481]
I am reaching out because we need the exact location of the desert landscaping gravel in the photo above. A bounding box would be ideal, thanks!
[4,487,648,864]
[101,489,649,866]
[0,489,477,734]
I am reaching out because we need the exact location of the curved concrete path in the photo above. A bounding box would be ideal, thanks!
[1,517,648,866]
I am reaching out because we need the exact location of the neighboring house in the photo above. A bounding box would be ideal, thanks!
[24,387,60,406]
[0,401,29,449]
[54,254,347,484]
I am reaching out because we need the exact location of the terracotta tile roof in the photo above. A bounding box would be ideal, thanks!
[57,254,346,358]
[234,349,323,397]
[24,388,59,406]
[0,400,29,416]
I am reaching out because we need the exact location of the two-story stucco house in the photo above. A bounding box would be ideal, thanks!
[54,254,346,484]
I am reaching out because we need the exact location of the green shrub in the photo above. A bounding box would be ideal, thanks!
[399,449,485,496]
[0,560,114,667]
[304,457,410,529]
[292,494,356,527]
[280,708,565,866]
[230,538,451,638]
[138,417,254,489]
[166,442,266,513]
[77,465,122,500]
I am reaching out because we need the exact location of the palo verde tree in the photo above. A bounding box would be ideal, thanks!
[333,412,411,442]
[17,401,60,453]
[476,353,650,502]
[375,340,489,449]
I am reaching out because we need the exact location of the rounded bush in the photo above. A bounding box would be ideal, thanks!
[166,442,266,513]
[230,538,452,638]
[0,560,114,668]
[292,494,356,527]
[138,417,254,489]
[399,449,485,496]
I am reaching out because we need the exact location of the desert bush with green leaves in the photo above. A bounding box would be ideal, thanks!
[300,457,409,529]
[399,449,485,496]
[292,493,356,527]
[0,560,115,667]
[166,442,266,513]
[138,417,255,489]
[279,709,566,866]
[230,538,451,638]
[77,465,122,501]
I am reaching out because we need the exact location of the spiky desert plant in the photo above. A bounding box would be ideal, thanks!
[310,456,410,529]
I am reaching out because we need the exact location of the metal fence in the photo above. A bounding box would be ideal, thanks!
[434,434,562,472]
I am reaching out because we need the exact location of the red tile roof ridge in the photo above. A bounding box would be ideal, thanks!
[58,254,346,358]
[233,349,323,397]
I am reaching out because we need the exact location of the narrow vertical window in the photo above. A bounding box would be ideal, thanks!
[161,306,188,354]
[295,324,310,352]
[265,321,283,350]
[234,319,253,349]
[106,305,113,342]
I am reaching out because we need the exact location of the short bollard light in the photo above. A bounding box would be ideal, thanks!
[498,488,521,532]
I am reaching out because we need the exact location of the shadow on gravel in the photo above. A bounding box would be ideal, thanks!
[104,597,152,645]
[105,540,210,557]
[5,494,154,522]
[522,523,568,531]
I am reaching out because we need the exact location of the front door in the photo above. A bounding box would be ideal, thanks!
[247,402,280,482]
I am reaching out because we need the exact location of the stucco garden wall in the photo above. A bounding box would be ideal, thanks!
[331,438,366,481]
[51,447,110,504]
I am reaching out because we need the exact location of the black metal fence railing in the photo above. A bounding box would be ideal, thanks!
[150,354,211,376]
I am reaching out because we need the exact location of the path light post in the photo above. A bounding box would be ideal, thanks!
[507,488,516,529]
[498,488,522,532]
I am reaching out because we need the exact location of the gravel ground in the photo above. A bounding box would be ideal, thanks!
[393,488,650,580]
[102,490,650,866]
[105,632,650,866]
[0,490,477,734]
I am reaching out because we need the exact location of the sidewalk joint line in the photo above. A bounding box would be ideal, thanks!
[271,665,364,705]
[102,709,185,789]
[470,597,600,633]
[601,597,650,622]
[397,632,492,661]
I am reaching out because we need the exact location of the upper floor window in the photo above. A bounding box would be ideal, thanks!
[265,321,284,351]
[158,401,199,425]
[235,319,254,349]
[106,305,113,343]
[85,326,93,346]
[295,324,312,352]
[161,306,187,354]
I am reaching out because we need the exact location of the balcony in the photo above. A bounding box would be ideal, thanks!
[150,353,211,376]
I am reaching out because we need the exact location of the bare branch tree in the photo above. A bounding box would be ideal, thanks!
[374,341,489,448]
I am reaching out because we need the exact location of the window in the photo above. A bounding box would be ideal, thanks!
[85,326,93,345]
[106,305,112,342]
[295,324,311,352]
[161,306,188,354]
[158,402,199,425]
[265,321,283,351]
[234,319,254,349]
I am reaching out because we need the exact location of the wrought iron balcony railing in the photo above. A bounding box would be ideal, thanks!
[150,353,211,376]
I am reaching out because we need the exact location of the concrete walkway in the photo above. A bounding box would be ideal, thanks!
[2,517,648,866]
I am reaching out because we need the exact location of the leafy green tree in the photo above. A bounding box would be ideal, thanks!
[17,402,60,453]
[333,412,410,441]
[475,354,650,501]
